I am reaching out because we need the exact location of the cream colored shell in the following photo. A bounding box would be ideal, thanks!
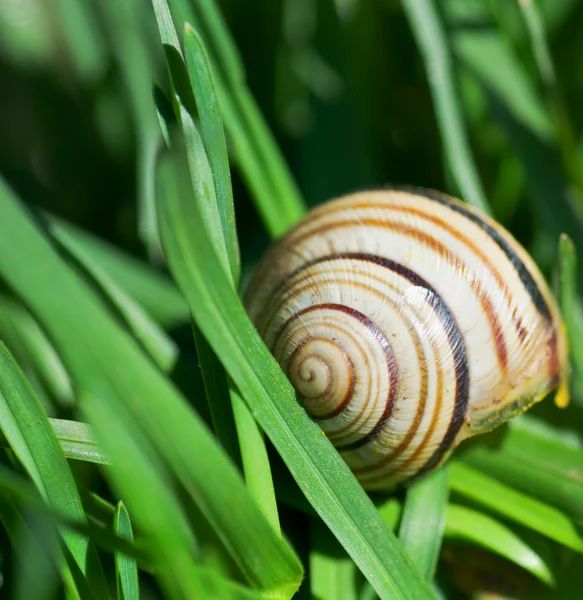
[245,188,568,489]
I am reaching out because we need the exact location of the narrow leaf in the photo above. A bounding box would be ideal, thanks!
[157,151,435,600]
[114,502,139,600]
[402,0,490,213]
[398,467,449,580]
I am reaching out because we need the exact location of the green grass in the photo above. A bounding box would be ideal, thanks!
[0,0,582,598]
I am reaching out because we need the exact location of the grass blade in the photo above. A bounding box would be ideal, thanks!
[310,518,358,600]
[184,23,240,283]
[48,418,108,465]
[156,151,435,600]
[444,504,554,586]
[51,221,178,372]
[398,467,449,581]
[162,0,306,236]
[231,387,280,534]
[459,416,583,522]
[450,461,583,551]
[557,234,583,387]
[157,9,283,537]
[0,176,303,598]
[114,502,139,600]
[516,0,583,205]
[0,295,74,406]
[46,215,188,328]
[402,0,490,213]
[0,343,107,595]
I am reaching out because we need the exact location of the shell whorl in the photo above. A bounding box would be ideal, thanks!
[245,188,568,489]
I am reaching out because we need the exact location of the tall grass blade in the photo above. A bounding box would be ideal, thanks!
[156,151,435,600]
[402,0,490,213]
[398,467,449,581]
[160,0,306,236]
[184,23,240,283]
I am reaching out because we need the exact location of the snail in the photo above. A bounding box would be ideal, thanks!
[244,187,569,489]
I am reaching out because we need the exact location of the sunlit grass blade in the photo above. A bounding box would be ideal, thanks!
[0,343,107,595]
[231,387,280,534]
[0,177,303,598]
[158,11,283,534]
[557,234,583,386]
[184,23,239,283]
[459,416,583,522]
[450,461,583,551]
[0,295,74,406]
[114,502,139,600]
[401,0,490,213]
[156,151,435,600]
[47,215,188,328]
[444,504,554,585]
[310,518,358,600]
[398,467,449,581]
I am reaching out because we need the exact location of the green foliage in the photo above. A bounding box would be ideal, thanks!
[0,0,582,599]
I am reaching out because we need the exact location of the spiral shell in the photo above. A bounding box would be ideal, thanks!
[245,188,568,489]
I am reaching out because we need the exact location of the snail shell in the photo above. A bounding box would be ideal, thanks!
[245,188,569,489]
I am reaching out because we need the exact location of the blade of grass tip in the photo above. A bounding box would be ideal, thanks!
[49,221,178,373]
[558,234,583,387]
[154,36,243,466]
[159,17,282,531]
[0,178,304,598]
[157,152,435,600]
[184,23,239,284]
[0,295,74,406]
[231,386,280,535]
[401,0,490,214]
[398,467,449,581]
[0,343,108,596]
[161,0,306,236]
[310,518,358,600]
[45,215,188,328]
[444,504,554,586]
[449,461,583,551]
[516,0,583,206]
[114,502,139,600]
